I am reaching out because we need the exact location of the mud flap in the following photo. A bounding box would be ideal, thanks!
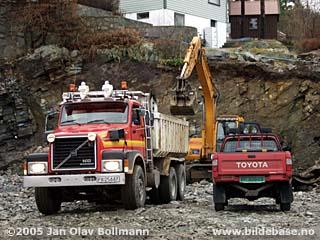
[279,182,294,203]
[213,184,226,204]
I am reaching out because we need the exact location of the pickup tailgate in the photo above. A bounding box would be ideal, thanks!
[217,152,286,175]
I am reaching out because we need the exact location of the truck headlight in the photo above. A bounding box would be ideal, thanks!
[28,162,48,175]
[88,132,96,141]
[102,160,123,172]
[47,134,55,143]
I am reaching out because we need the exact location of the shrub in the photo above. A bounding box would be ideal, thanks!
[295,38,320,52]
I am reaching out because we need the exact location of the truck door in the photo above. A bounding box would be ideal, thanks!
[131,106,146,159]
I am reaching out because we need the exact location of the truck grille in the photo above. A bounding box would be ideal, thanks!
[52,137,96,170]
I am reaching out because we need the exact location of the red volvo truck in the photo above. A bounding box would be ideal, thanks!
[23,82,189,214]
[212,133,293,211]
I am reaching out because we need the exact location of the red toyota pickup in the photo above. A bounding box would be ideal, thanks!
[212,134,293,211]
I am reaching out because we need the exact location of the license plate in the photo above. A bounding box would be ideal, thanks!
[97,175,120,183]
[240,176,265,183]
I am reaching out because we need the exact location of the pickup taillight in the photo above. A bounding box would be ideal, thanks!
[286,158,292,165]
[211,154,218,166]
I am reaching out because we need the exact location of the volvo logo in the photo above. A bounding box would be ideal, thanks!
[70,150,78,157]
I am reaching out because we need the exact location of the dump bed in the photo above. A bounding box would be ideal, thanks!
[152,112,189,158]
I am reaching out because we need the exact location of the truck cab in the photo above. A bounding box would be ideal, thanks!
[24,82,189,214]
[212,133,293,211]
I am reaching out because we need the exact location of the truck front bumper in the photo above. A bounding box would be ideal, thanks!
[23,173,126,187]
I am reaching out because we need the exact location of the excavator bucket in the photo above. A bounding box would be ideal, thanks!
[170,80,197,115]
[170,101,196,115]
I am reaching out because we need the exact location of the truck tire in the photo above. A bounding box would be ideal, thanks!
[148,187,161,204]
[175,164,186,201]
[122,165,146,210]
[159,166,177,203]
[35,187,61,215]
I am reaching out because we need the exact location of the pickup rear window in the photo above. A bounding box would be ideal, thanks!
[223,138,279,153]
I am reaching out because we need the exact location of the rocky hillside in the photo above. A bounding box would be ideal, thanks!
[0,42,319,172]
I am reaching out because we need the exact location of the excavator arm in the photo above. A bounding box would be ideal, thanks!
[170,36,219,157]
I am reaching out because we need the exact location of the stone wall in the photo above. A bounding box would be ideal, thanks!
[0,2,197,59]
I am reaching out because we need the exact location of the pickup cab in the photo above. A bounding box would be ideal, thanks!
[212,134,293,211]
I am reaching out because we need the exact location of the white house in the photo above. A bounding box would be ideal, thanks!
[119,0,228,48]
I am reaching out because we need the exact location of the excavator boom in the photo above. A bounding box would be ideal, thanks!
[169,37,201,115]
[170,36,219,157]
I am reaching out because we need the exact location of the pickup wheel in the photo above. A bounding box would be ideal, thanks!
[122,165,146,210]
[159,167,177,203]
[214,203,225,211]
[35,187,61,215]
[280,203,291,211]
[279,182,293,211]
[213,184,226,211]
[175,164,186,201]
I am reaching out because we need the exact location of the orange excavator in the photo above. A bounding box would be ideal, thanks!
[170,36,244,182]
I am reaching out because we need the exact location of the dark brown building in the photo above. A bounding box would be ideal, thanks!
[229,0,280,39]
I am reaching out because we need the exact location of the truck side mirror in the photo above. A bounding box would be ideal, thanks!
[139,109,146,116]
[109,129,125,141]
[45,111,59,134]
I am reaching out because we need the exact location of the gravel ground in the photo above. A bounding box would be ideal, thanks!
[0,166,319,240]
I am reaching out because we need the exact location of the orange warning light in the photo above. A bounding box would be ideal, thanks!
[121,81,128,90]
[69,83,76,92]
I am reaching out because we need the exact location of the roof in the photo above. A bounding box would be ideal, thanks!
[229,0,280,16]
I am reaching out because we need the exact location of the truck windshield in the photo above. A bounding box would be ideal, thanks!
[223,138,279,153]
[60,102,128,125]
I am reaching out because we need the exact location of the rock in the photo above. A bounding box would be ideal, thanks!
[70,50,80,58]
[200,180,209,185]
[305,211,314,217]
[242,52,260,62]
[26,45,70,62]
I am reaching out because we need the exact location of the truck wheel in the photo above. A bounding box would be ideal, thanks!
[214,203,225,211]
[35,187,61,215]
[122,165,146,210]
[175,164,186,201]
[159,167,177,203]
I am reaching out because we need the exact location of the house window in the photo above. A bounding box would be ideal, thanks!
[249,18,258,30]
[174,13,185,26]
[137,12,149,20]
[208,0,220,6]
[211,19,216,27]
